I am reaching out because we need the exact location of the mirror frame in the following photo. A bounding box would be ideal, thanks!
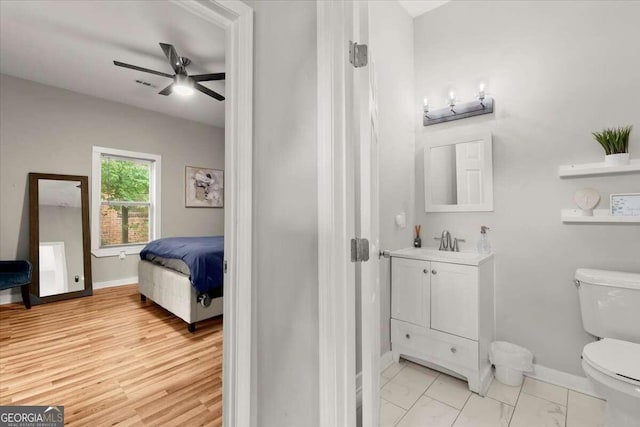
[424,131,493,212]
[29,173,93,304]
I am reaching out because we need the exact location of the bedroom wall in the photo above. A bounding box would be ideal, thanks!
[413,0,640,376]
[247,0,319,426]
[0,74,225,302]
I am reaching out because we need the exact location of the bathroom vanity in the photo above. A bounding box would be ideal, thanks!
[390,247,494,395]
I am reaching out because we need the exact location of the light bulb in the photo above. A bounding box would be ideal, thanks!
[478,82,486,103]
[173,84,194,96]
[448,91,455,106]
[423,97,429,107]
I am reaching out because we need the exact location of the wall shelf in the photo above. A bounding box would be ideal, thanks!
[561,209,640,223]
[558,159,640,178]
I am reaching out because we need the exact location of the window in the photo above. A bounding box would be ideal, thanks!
[92,147,161,257]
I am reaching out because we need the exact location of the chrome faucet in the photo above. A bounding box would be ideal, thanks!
[438,230,451,251]
[435,230,465,252]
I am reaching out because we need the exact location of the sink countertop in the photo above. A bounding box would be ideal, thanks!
[389,247,493,266]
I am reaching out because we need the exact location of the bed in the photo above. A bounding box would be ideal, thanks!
[138,236,224,332]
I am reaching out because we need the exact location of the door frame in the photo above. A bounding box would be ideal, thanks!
[172,2,253,427]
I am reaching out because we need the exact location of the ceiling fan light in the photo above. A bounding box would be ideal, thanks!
[173,84,194,96]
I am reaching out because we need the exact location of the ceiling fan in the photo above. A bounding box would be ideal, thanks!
[113,43,225,100]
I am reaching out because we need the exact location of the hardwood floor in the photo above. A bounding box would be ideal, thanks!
[0,285,223,426]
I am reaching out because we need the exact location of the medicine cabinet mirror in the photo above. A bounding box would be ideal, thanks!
[424,131,493,212]
[29,173,93,304]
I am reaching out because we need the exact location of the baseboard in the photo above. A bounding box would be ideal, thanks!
[0,289,21,305]
[380,351,393,373]
[526,363,601,398]
[93,276,138,290]
[1,277,138,305]
[357,357,600,403]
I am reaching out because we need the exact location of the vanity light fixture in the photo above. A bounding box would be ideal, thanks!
[423,83,494,126]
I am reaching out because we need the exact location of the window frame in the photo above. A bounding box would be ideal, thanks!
[91,146,161,257]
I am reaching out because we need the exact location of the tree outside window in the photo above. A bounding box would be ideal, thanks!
[100,157,151,246]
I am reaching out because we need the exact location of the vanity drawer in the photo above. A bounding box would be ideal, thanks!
[391,319,478,371]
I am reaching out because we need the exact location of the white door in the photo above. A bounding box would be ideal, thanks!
[351,2,380,426]
[317,1,378,425]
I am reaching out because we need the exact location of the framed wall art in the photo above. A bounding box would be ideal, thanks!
[185,166,223,208]
[610,193,640,217]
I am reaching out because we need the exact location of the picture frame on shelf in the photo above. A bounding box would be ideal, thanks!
[610,193,640,217]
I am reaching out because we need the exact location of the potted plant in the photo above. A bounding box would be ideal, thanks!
[592,125,632,166]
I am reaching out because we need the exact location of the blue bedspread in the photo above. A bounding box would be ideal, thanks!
[140,236,224,293]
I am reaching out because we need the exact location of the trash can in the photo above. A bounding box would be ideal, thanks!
[489,341,533,386]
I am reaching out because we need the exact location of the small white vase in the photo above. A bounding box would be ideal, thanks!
[605,153,630,166]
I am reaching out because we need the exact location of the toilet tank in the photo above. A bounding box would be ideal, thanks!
[576,269,640,343]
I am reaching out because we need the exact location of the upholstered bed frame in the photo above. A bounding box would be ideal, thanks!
[138,260,223,332]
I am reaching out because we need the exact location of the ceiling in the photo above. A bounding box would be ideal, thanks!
[397,0,451,17]
[0,1,226,127]
[39,180,82,208]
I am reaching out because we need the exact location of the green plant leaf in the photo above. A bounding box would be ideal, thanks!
[592,125,632,155]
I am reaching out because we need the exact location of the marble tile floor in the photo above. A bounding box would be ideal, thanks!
[380,360,606,427]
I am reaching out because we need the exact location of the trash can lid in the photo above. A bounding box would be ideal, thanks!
[582,338,640,384]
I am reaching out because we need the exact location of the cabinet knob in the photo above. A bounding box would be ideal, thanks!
[423,269,429,274]
[450,347,457,354]
[405,333,411,340]
[432,269,437,275]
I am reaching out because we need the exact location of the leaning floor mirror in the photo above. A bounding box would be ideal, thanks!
[29,173,92,304]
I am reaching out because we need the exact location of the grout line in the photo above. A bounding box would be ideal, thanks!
[379,397,406,427]
[387,371,443,426]
[508,380,524,427]
[564,392,569,427]
[519,390,568,409]
[522,377,570,406]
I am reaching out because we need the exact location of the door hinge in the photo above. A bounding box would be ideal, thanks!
[224,260,228,274]
[350,238,370,262]
[349,41,368,68]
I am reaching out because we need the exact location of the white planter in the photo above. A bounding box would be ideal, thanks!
[605,153,630,166]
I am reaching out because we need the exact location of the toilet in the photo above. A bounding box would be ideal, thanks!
[576,268,640,427]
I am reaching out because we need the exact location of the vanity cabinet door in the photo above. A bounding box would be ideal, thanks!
[391,257,430,328]
[430,262,478,340]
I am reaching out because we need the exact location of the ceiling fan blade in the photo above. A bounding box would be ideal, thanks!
[113,60,173,78]
[158,83,174,96]
[194,83,225,101]
[159,42,183,74]
[190,73,226,82]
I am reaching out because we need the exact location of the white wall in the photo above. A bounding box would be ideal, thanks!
[247,1,319,426]
[370,0,415,356]
[414,1,640,376]
[0,74,225,300]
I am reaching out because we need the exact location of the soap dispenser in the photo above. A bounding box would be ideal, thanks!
[477,226,491,254]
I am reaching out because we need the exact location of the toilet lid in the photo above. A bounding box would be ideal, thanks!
[583,339,640,384]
